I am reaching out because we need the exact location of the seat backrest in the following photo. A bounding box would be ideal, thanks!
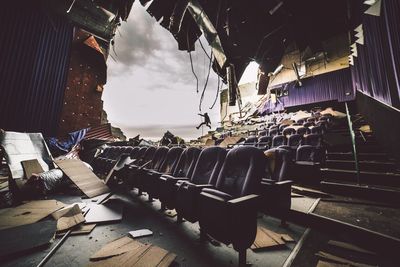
[288,134,303,148]
[303,122,314,128]
[296,145,325,162]
[149,146,169,170]
[134,147,147,160]
[190,147,226,185]
[258,136,272,148]
[269,128,279,137]
[141,146,157,163]
[279,124,288,132]
[304,134,323,147]
[282,127,296,136]
[158,147,184,174]
[258,130,268,137]
[296,127,310,136]
[215,146,266,198]
[264,148,291,182]
[311,125,323,134]
[244,135,258,145]
[173,147,201,177]
[129,147,140,158]
[272,135,287,148]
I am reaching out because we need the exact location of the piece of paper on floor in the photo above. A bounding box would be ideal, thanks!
[129,229,153,238]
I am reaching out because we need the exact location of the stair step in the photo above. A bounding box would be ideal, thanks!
[327,144,384,153]
[326,160,397,172]
[321,168,400,187]
[326,152,390,161]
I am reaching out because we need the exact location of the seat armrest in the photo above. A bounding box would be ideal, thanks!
[186,184,214,194]
[275,180,293,186]
[261,178,276,184]
[228,194,259,205]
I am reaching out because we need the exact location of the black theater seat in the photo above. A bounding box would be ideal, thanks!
[158,147,201,210]
[175,147,226,223]
[143,147,184,201]
[260,148,293,220]
[198,146,266,265]
[136,146,169,198]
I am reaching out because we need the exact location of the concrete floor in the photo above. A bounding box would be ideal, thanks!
[1,191,306,267]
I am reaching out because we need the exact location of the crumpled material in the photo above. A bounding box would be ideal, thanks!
[38,169,64,192]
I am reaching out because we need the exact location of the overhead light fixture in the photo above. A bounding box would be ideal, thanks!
[268,64,284,77]
[269,1,283,15]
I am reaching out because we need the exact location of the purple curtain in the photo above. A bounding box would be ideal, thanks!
[351,0,400,107]
[262,68,353,113]
[0,2,73,136]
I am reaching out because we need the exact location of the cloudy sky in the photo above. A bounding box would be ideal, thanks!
[103,2,257,141]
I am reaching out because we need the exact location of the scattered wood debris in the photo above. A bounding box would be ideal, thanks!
[251,226,293,250]
[89,236,176,267]
[129,229,153,238]
[316,251,377,267]
[0,199,65,230]
[327,240,376,255]
[55,159,110,198]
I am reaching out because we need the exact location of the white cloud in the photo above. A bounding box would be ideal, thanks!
[102,2,221,141]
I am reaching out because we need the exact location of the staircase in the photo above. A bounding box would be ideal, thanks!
[320,114,400,200]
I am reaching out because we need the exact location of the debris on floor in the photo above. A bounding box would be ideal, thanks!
[0,220,57,259]
[55,159,110,198]
[129,229,153,238]
[315,251,377,267]
[84,199,123,224]
[0,199,65,230]
[89,236,176,267]
[251,226,293,251]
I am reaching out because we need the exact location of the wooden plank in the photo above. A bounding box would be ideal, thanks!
[280,234,295,243]
[316,260,350,267]
[57,223,96,237]
[56,204,85,232]
[55,159,110,198]
[21,159,44,178]
[327,240,376,255]
[0,200,65,230]
[89,238,176,267]
[251,227,285,250]
[90,236,144,260]
[0,220,57,259]
[316,251,377,267]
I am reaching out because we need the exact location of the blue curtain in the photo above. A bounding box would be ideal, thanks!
[351,0,400,107]
[0,2,73,136]
[262,68,353,113]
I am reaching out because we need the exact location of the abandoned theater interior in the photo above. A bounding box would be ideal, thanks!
[1,0,400,266]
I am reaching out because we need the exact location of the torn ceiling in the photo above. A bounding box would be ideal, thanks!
[137,0,353,84]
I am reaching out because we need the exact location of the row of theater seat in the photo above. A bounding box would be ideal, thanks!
[94,145,293,264]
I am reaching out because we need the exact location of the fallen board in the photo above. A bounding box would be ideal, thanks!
[317,260,350,267]
[104,154,134,184]
[0,220,56,259]
[55,159,110,198]
[90,236,145,260]
[57,223,96,237]
[89,239,176,267]
[0,199,65,230]
[316,251,376,267]
[251,227,286,250]
[21,159,44,178]
[85,200,123,224]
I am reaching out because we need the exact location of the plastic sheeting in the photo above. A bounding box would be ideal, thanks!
[47,128,89,156]
[0,131,54,179]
